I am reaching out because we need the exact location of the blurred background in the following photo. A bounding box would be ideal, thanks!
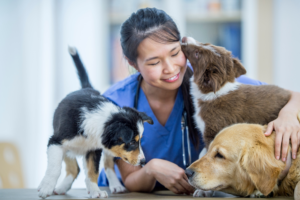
[0,0,299,189]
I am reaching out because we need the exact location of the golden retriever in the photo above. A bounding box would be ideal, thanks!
[186,114,300,199]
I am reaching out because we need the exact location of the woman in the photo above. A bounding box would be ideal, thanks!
[98,8,300,194]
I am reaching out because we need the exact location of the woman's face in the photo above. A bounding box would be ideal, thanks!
[135,38,187,91]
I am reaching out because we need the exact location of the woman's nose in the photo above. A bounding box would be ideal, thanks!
[163,60,176,74]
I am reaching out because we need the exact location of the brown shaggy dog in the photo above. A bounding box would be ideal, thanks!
[181,37,291,148]
[185,115,300,199]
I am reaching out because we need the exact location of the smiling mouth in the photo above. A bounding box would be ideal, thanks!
[163,73,180,83]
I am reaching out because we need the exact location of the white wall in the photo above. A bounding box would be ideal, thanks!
[273,0,300,92]
[0,0,109,188]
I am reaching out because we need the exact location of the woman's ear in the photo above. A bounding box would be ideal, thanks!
[125,57,139,71]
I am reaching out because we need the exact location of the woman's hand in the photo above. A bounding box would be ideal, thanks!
[145,159,195,195]
[265,112,300,161]
[264,91,300,161]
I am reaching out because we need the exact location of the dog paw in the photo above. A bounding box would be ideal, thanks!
[53,176,74,195]
[89,188,108,198]
[193,189,214,197]
[250,190,264,198]
[38,183,54,199]
[109,185,127,194]
[53,187,67,195]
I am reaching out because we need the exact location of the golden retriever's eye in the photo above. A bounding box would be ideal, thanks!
[215,152,224,159]
[213,69,218,73]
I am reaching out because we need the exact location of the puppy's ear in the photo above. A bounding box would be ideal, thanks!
[232,58,246,78]
[139,112,153,124]
[120,129,134,143]
[241,137,283,196]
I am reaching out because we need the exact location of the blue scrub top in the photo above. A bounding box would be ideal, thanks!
[98,63,266,189]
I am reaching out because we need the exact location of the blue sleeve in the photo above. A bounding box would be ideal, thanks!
[236,75,267,85]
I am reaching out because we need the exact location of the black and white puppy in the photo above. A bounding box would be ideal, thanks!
[37,47,153,199]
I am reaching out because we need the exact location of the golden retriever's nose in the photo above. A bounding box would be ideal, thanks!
[185,168,195,179]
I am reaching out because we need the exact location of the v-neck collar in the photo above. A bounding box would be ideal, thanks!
[137,87,184,136]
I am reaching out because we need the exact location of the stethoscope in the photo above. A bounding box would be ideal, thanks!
[134,75,192,168]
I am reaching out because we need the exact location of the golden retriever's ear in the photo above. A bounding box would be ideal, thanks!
[232,58,246,78]
[241,141,282,196]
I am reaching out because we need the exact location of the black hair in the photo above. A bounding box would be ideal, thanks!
[120,7,200,148]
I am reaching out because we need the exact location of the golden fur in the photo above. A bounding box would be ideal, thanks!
[64,156,80,179]
[188,114,300,199]
[110,144,140,165]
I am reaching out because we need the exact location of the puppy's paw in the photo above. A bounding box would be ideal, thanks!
[53,187,67,195]
[193,189,214,197]
[87,183,108,198]
[109,185,127,194]
[53,175,74,195]
[89,188,108,198]
[38,182,54,199]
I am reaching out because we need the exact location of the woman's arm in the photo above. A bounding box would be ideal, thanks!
[116,158,194,194]
[115,159,156,192]
[265,90,300,161]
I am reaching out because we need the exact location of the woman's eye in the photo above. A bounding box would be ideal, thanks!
[149,61,159,66]
[215,152,224,159]
[172,50,180,57]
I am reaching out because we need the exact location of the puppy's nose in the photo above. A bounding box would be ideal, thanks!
[185,168,195,179]
[140,158,146,166]
[182,36,187,43]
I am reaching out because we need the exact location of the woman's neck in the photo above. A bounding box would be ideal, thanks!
[141,79,178,126]
[141,80,178,103]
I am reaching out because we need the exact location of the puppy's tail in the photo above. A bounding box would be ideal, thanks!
[68,46,93,89]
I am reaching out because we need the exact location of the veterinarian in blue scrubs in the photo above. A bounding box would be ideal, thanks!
[98,7,300,194]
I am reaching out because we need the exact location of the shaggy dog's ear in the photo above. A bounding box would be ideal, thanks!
[232,58,246,78]
[240,133,283,196]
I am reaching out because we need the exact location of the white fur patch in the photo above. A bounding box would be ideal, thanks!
[54,174,74,195]
[192,76,241,102]
[83,157,108,198]
[190,76,240,136]
[38,145,64,198]
[106,168,126,193]
[186,37,220,57]
[80,101,119,138]
[62,101,119,155]
[190,77,206,135]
